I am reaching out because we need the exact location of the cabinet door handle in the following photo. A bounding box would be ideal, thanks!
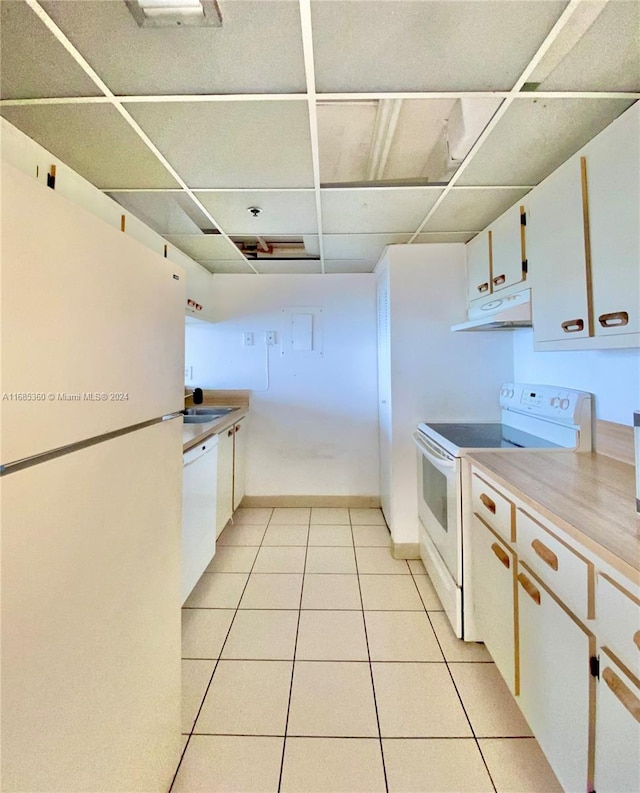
[598,311,629,328]
[517,572,541,605]
[228,429,234,437]
[633,630,640,652]
[492,273,506,286]
[235,424,241,433]
[477,282,489,293]
[531,539,558,571]
[491,543,510,569]
[479,493,496,514]
[561,319,584,333]
[602,667,640,724]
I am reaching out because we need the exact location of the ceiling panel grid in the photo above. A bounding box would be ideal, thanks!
[0,0,638,274]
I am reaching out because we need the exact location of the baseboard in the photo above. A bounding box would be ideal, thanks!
[391,542,421,560]
[239,495,381,509]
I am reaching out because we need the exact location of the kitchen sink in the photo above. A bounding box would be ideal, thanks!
[183,414,217,424]
[184,407,235,416]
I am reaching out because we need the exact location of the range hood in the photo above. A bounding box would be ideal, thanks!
[451,288,532,332]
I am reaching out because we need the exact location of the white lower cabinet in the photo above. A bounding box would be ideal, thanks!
[233,417,247,510]
[517,562,595,793]
[594,650,640,793]
[471,515,517,694]
[216,426,235,538]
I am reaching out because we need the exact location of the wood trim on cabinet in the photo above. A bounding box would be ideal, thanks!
[601,646,640,692]
[580,156,595,337]
[120,214,126,233]
[479,492,497,514]
[602,666,640,723]
[634,631,640,653]
[519,507,596,619]
[491,542,511,569]
[599,572,640,609]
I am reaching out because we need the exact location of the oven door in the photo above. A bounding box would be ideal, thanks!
[413,431,461,584]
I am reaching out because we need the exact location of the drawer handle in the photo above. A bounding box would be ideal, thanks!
[479,493,496,514]
[561,318,584,333]
[598,311,629,328]
[491,543,510,569]
[517,572,541,605]
[492,273,506,286]
[477,282,489,293]
[633,630,640,652]
[602,667,640,724]
[531,539,558,571]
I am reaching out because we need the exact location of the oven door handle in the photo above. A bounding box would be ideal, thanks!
[413,432,456,471]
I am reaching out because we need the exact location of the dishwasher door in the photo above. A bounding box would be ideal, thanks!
[182,436,218,603]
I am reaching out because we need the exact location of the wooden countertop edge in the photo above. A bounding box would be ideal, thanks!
[468,454,640,587]
[182,407,248,453]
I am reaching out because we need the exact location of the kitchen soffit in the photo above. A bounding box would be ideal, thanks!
[0,0,638,275]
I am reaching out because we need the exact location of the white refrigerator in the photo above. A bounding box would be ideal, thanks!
[1,163,185,792]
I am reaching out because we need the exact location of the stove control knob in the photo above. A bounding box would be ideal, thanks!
[560,398,570,410]
[508,388,515,398]
[551,397,560,408]
[501,387,509,397]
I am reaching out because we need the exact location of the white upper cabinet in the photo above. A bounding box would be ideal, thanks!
[466,230,491,303]
[528,157,590,343]
[165,245,214,322]
[490,204,527,294]
[466,204,526,305]
[584,105,640,339]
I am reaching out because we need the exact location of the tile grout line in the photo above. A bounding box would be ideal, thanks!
[276,515,311,792]
[168,511,273,792]
[408,567,499,793]
[351,516,390,793]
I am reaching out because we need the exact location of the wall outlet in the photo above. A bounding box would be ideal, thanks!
[265,330,277,346]
[243,332,254,346]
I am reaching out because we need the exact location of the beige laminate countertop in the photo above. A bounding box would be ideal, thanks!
[467,450,640,583]
[182,407,248,453]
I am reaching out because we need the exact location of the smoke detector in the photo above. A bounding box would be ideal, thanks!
[247,207,262,217]
[125,0,222,28]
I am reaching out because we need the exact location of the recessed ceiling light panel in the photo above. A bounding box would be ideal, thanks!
[125,0,222,28]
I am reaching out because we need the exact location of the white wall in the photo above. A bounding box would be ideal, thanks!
[185,274,379,497]
[513,329,640,426]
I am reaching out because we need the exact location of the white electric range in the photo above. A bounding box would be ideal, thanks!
[413,383,593,639]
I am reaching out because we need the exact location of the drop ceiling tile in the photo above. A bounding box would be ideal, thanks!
[414,232,478,244]
[108,192,204,235]
[321,189,443,234]
[41,0,306,95]
[323,234,411,260]
[457,98,635,186]
[324,260,377,274]
[202,260,257,274]
[195,191,317,234]
[311,0,568,92]
[0,0,103,99]
[253,260,323,275]
[165,234,243,261]
[0,104,179,189]
[535,0,640,91]
[128,102,314,189]
[422,189,531,233]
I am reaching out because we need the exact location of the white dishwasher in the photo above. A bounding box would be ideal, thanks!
[182,436,218,603]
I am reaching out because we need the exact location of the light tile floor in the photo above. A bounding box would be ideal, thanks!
[173,507,563,793]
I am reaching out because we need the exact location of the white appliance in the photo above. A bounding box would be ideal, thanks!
[451,288,532,332]
[182,436,218,601]
[413,383,593,639]
[0,163,185,791]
